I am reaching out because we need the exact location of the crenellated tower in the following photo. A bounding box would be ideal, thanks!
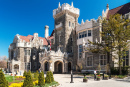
[53,2,79,70]
[53,2,79,53]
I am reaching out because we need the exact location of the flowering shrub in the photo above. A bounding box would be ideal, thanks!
[33,80,38,86]
[15,76,25,79]
[9,80,44,87]
[97,75,100,78]
[9,82,23,87]
[104,75,108,77]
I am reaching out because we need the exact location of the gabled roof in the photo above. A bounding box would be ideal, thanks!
[107,2,130,19]
[19,35,49,45]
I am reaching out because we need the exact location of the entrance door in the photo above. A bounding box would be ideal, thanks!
[68,62,71,72]
[54,61,62,73]
[45,61,49,71]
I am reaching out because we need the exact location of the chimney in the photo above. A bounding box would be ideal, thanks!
[106,4,109,9]
[45,25,49,38]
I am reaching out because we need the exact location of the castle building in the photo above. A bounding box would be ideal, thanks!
[8,2,130,75]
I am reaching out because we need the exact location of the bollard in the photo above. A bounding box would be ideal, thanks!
[70,70,74,83]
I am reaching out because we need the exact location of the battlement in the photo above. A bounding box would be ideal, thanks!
[53,2,79,17]
[76,17,102,32]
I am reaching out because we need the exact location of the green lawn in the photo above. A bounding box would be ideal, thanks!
[5,75,16,82]
[35,81,59,87]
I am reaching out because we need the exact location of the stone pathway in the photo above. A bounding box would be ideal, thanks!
[53,74,130,87]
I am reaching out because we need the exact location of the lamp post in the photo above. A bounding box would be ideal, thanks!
[70,70,74,83]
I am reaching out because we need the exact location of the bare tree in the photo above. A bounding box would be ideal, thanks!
[0,56,8,69]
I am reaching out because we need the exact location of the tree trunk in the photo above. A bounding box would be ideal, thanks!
[119,46,122,75]
[107,52,111,78]
[119,56,122,75]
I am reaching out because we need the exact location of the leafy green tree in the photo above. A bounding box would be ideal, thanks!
[38,71,45,87]
[109,14,130,75]
[0,70,8,87]
[87,14,130,75]
[23,70,34,87]
[50,71,54,82]
[45,71,51,83]
[23,71,27,77]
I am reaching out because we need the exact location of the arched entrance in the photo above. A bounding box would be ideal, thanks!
[44,61,49,71]
[14,64,19,72]
[54,61,62,73]
[68,62,71,72]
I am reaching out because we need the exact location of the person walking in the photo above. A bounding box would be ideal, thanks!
[94,70,97,80]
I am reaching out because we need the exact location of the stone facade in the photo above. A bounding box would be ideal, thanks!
[8,2,130,75]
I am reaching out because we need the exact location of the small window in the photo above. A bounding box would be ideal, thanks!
[82,32,84,38]
[87,56,93,66]
[71,37,73,42]
[100,55,107,65]
[24,49,30,56]
[88,30,91,36]
[72,23,74,28]
[59,35,61,42]
[79,33,82,39]
[71,46,73,53]
[84,31,87,37]
[79,45,83,58]
[69,21,71,27]
[123,51,129,66]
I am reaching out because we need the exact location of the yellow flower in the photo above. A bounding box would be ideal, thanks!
[9,82,23,87]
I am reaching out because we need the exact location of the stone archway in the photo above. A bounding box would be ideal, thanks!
[54,61,63,73]
[44,61,49,71]
[68,62,71,72]
[14,64,19,72]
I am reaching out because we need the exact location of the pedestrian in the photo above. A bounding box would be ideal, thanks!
[20,71,21,75]
[39,69,41,73]
[94,70,97,80]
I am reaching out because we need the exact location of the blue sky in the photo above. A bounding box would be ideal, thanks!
[0,0,129,58]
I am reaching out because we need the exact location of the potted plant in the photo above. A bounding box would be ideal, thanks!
[97,75,100,81]
[104,75,109,80]
[83,77,88,82]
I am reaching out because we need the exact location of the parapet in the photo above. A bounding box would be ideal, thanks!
[76,16,102,32]
[53,2,79,17]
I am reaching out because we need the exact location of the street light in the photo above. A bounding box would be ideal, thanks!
[70,70,74,83]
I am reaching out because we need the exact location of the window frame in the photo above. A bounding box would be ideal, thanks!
[86,55,93,67]
[69,21,71,27]
[88,30,92,37]
[123,50,129,66]
[99,54,107,66]
[79,44,83,59]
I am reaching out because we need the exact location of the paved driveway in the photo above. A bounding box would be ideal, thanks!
[53,74,130,87]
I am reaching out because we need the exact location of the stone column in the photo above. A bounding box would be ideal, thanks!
[49,60,53,72]
[64,61,68,73]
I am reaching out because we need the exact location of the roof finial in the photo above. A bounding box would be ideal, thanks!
[59,2,61,7]
[71,2,73,7]
[106,3,109,9]
[81,19,84,24]
[83,38,85,46]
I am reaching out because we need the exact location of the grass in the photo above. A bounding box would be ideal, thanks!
[5,75,16,82]
[5,75,23,83]
[114,75,127,79]
[35,81,59,87]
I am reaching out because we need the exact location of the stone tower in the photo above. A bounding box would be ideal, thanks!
[53,2,79,70]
